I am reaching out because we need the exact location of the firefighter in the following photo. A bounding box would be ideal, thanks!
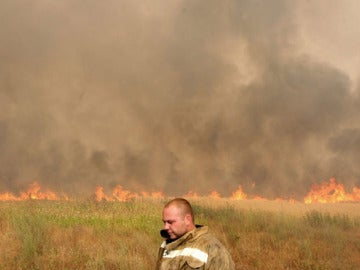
[155,198,235,270]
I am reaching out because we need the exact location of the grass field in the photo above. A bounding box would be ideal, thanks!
[0,198,360,270]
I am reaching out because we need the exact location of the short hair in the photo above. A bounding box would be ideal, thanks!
[164,197,194,222]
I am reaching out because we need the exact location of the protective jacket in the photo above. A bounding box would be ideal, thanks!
[155,225,235,270]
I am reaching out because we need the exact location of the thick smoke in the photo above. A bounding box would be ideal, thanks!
[1,0,359,198]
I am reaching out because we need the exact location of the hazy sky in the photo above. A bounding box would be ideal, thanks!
[1,0,359,198]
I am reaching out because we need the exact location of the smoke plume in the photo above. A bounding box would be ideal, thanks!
[1,0,360,198]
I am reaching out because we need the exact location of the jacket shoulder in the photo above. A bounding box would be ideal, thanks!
[195,230,235,270]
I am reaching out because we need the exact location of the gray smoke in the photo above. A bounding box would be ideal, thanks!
[1,0,359,199]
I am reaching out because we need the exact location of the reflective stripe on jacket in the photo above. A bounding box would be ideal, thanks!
[156,226,235,270]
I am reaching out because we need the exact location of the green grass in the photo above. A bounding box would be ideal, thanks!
[0,199,360,269]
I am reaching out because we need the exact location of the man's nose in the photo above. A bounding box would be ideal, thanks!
[164,223,170,230]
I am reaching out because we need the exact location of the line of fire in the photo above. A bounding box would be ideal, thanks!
[0,178,359,204]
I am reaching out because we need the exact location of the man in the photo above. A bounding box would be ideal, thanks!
[155,198,235,270]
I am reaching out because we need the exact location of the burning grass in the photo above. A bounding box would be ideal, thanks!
[0,199,360,269]
[2,178,360,204]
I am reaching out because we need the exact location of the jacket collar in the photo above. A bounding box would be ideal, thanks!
[161,225,208,249]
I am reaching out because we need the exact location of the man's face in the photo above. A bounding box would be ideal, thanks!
[162,205,188,239]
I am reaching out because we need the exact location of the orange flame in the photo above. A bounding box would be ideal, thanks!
[353,187,360,201]
[0,192,19,201]
[94,186,113,202]
[304,178,360,204]
[1,178,360,204]
[183,191,199,198]
[231,186,247,200]
[0,182,68,201]
[140,191,165,198]
[112,185,138,201]
[209,190,221,199]
[94,185,164,202]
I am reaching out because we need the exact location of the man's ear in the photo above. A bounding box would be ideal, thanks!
[184,213,192,225]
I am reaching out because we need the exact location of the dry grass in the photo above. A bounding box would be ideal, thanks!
[0,198,360,269]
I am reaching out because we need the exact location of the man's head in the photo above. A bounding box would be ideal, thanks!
[162,198,196,240]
